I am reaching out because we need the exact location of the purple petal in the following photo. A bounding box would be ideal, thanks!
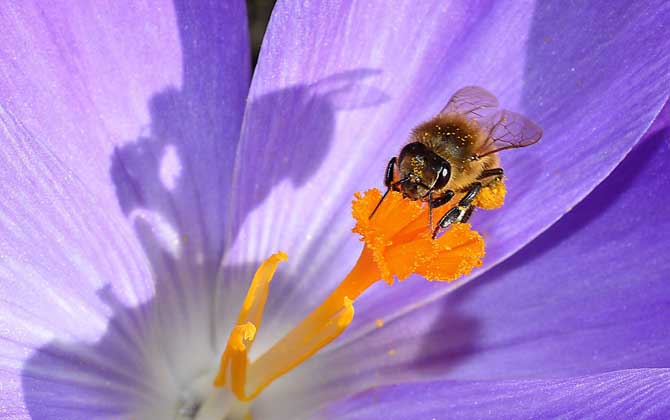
[294,104,670,409]
[320,369,670,420]
[227,0,670,340]
[0,1,249,269]
[0,2,249,418]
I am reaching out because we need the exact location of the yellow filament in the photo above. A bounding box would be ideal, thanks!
[243,251,378,400]
[214,251,287,396]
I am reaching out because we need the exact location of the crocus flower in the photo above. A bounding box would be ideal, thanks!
[2,1,669,419]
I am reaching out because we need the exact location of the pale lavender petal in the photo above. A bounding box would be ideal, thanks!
[288,105,670,411]
[0,2,249,418]
[226,0,670,345]
[320,369,670,420]
[0,0,249,273]
[0,114,152,419]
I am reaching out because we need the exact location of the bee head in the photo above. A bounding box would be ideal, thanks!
[398,142,451,200]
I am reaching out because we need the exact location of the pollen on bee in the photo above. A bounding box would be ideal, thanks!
[473,180,506,210]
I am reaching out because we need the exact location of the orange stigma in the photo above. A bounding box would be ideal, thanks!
[352,188,485,283]
[213,188,486,403]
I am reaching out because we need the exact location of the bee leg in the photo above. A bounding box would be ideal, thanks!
[460,206,476,223]
[459,182,482,207]
[433,207,462,238]
[478,167,504,180]
[428,190,455,232]
[384,157,398,188]
[369,157,398,219]
[431,190,456,208]
[432,183,482,238]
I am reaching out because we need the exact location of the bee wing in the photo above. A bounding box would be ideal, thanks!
[440,86,500,121]
[475,110,543,157]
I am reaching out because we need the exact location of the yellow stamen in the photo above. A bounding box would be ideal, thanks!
[214,188,485,404]
[214,251,287,396]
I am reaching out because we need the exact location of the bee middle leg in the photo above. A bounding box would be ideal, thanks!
[460,205,476,223]
[456,168,501,223]
[433,182,482,238]
[428,190,455,232]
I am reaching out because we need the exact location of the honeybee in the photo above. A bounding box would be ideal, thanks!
[370,86,542,238]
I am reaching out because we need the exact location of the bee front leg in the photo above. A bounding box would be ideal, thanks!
[433,183,482,238]
[384,157,398,189]
[370,157,399,219]
[431,190,455,208]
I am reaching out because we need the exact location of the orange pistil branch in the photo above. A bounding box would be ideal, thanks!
[214,188,486,403]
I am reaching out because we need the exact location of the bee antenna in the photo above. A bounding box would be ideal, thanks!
[369,177,410,219]
[369,188,390,220]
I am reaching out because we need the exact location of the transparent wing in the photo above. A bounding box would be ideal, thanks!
[476,110,543,157]
[440,86,499,121]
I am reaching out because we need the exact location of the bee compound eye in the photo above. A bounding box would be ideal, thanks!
[432,162,451,190]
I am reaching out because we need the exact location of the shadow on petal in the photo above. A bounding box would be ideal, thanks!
[21,79,385,418]
[225,68,388,249]
[499,124,667,272]
[21,8,389,420]
[409,121,670,383]
[410,291,481,375]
